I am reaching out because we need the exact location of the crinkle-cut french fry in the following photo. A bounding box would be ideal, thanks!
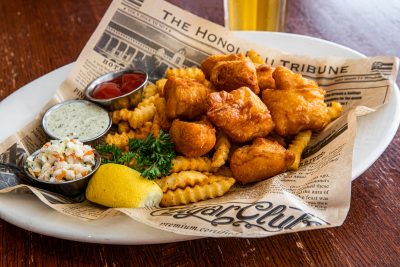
[143,83,158,99]
[105,131,135,149]
[288,130,312,171]
[160,176,235,207]
[128,104,156,129]
[105,122,153,148]
[118,121,131,134]
[111,104,156,129]
[156,78,168,97]
[171,156,213,173]
[156,171,208,193]
[129,92,142,107]
[111,108,130,124]
[246,49,265,64]
[154,96,171,130]
[111,94,158,127]
[133,121,153,140]
[214,166,233,177]
[110,97,130,111]
[137,94,159,108]
[202,174,235,185]
[328,101,343,121]
[151,112,161,138]
[165,67,205,82]
[211,133,231,168]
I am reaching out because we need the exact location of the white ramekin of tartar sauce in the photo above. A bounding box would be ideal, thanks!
[42,100,112,142]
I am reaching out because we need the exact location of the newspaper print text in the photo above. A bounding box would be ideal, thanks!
[151,201,330,233]
[162,9,240,54]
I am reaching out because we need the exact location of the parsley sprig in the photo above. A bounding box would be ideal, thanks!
[96,131,175,180]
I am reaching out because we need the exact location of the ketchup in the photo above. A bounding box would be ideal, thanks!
[92,73,145,100]
[92,82,121,99]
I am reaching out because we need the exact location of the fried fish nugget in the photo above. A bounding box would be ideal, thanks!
[230,138,295,184]
[201,53,246,79]
[171,156,213,173]
[210,60,259,94]
[207,87,274,143]
[164,77,211,120]
[262,66,331,136]
[247,49,265,64]
[169,119,216,157]
[160,177,235,207]
[288,130,312,171]
[211,132,231,168]
[256,64,276,90]
[156,171,208,193]
[166,67,205,82]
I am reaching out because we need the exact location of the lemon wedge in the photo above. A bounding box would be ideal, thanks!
[85,163,162,208]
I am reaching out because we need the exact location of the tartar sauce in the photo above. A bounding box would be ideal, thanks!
[44,100,110,141]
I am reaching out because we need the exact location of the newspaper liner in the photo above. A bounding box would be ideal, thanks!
[0,0,398,238]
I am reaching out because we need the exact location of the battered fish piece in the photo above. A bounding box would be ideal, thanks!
[256,64,275,90]
[262,66,331,136]
[230,138,295,184]
[210,60,259,94]
[201,53,246,79]
[164,77,212,120]
[169,119,216,157]
[207,87,274,143]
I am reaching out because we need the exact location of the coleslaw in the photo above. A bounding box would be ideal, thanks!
[26,138,95,182]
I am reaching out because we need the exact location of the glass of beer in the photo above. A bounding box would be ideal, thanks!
[224,0,287,31]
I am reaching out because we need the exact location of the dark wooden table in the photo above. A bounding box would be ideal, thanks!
[1,0,399,266]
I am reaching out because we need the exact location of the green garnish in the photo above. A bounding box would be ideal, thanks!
[96,130,175,180]
[95,143,123,164]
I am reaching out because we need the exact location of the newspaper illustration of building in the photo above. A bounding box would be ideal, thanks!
[93,0,209,81]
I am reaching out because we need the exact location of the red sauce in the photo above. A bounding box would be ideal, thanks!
[92,73,145,99]
[92,82,121,99]
[121,74,145,94]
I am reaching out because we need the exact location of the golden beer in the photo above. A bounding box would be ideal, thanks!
[225,0,287,31]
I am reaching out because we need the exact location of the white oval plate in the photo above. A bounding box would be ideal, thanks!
[0,32,399,244]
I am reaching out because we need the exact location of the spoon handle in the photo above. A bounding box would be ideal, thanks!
[0,162,33,185]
